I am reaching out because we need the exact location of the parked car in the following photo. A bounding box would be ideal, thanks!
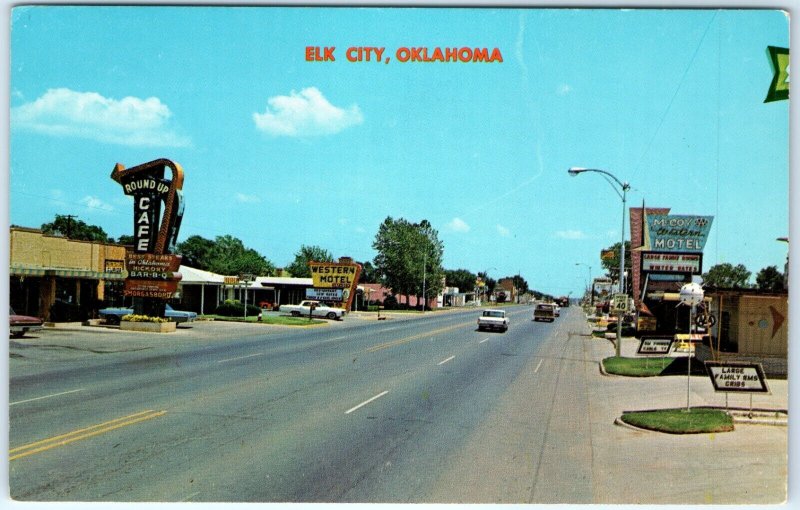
[533,303,556,322]
[280,300,344,320]
[10,307,43,338]
[99,304,198,325]
[477,309,509,332]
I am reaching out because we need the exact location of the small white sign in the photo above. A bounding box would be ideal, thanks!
[612,293,628,311]
[637,337,673,355]
[306,288,344,301]
[705,362,769,393]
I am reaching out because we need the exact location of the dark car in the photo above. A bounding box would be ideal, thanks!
[10,307,43,338]
[99,304,198,325]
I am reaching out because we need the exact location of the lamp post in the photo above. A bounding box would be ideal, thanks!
[575,262,592,306]
[568,167,630,358]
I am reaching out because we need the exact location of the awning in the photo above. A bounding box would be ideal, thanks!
[47,268,126,280]
[11,265,124,280]
[10,265,46,276]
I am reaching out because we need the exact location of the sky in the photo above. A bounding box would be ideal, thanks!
[7,6,790,297]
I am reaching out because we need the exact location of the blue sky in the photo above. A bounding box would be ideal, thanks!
[8,7,789,296]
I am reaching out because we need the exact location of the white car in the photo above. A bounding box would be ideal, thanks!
[477,309,508,332]
[281,300,344,320]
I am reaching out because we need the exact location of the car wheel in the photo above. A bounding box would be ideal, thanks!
[291,311,301,317]
[326,312,337,320]
[10,331,24,338]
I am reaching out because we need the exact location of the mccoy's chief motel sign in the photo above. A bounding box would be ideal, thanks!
[111,159,185,299]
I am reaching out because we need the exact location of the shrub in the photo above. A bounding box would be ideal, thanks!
[214,302,262,317]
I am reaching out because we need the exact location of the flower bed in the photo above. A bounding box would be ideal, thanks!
[120,314,176,333]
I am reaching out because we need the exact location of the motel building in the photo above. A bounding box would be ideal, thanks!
[628,208,788,377]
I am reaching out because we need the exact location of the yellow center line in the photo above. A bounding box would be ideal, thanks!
[366,321,473,353]
[10,409,166,461]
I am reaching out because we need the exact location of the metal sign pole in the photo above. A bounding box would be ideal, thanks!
[687,304,693,412]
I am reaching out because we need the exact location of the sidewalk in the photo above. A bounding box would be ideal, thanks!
[583,328,788,504]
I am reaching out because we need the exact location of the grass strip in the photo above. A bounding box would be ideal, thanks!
[202,315,325,326]
[621,408,734,434]
[603,356,676,377]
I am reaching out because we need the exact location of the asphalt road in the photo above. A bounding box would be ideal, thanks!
[9,306,592,502]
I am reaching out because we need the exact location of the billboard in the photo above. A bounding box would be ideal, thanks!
[309,261,362,311]
[642,214,713,253]
[641,253,702,274]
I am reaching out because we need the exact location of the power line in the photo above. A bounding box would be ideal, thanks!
[632,11,719,181]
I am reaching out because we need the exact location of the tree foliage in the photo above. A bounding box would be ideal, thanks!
[286,245,334,278]
[702,263,752,288]
[444,268,478,293]
[599,241,631,280]
[176,235,216,269]
[176,235,274,276]
[755,265,785,292]
[357,260,381,283]
[41,215,112,242]
[207,235,275,276]
[372,217,445,304]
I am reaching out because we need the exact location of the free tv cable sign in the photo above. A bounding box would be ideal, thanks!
[704,361,769,393]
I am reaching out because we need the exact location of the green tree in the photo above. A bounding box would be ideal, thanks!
[755,265,785,292]
[206,235,275,276]
[444,268,478,293]
[41,215,112,242]
[599,241,631,282]
[703,263,752,288]
[117,234,135,246]
[286,245,334,278]
[357,260,381,283]
[510,275,530,295]
[373,217,445,305]
[176,235,216,269]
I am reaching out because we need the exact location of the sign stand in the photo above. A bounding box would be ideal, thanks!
[686,305,694,411]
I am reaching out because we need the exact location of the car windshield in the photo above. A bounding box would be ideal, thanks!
[483,311,504,318]
[537,305,553,310]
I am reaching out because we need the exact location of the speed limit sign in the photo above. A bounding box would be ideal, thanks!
[612,293,628,312]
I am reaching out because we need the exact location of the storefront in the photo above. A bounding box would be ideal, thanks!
[9,228,126,321]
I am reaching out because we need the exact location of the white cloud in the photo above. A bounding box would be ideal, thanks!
[253,87,363,137]
[557,84,572,96]
[80,195,114,212]
[235,193,260,204]
[11,88,190,147]
[446,217,471,233]
[497,224,511,237]
[555,230,587,240]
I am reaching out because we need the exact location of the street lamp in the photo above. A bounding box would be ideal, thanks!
[575,262,592,306]
[568,167,630,358]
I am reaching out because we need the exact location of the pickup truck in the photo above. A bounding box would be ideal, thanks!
[281,300,344,320]
[99,304,197,325]
[533,303,556,322]
[477,309,508,332]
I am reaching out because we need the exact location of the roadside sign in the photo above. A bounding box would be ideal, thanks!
[612,293,628,312]
[637,336,673,355]
[306,288,344,301]
[704,361,769,393]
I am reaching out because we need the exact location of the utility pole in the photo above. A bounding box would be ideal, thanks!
[421,250,427,312]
